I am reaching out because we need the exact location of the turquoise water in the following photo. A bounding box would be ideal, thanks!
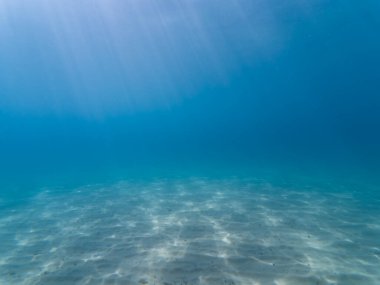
[1,1,380,284]
[1,171,380,284]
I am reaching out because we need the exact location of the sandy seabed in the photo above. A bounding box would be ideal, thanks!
[0,177,379,285]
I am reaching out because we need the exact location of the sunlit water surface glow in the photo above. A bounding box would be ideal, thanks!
[0,0,293,116]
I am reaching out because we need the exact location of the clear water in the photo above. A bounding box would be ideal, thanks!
[1,1,380,284]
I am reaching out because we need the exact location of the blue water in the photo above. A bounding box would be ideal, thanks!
[1,1,380,284]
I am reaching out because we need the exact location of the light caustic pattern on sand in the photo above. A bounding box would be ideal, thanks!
[0,178,379,285]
